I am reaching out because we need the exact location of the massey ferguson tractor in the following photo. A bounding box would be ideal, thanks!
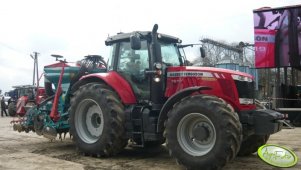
[13,24,283,169]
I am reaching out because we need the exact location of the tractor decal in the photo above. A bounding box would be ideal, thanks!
[167,71,214,78]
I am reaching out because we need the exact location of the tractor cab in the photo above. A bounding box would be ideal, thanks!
[105,30,184,103]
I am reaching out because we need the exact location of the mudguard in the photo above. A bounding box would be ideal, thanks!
[75,71,137,104]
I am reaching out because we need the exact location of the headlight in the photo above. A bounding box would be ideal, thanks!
[232,74,252,82]
[153,76,161,82]
[239,98,254,104]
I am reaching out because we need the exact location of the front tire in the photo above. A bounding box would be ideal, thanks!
[165,95,242,169]
[8,102,16,117]
[69,83,127,156]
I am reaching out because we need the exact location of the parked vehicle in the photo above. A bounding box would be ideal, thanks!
[7,85,45,117]
[13,25,283,169]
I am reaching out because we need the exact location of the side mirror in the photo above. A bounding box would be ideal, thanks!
[200,47,206,58]
[130,35,141,50]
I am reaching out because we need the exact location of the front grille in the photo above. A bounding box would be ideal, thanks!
[218,79,236,99]
[234,80,254,99]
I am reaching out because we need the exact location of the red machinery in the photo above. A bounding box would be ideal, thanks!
[65,25,283,169]
[8,85,45,117]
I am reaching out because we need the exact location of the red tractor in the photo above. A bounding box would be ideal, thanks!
[7,85,45,117]
[68,25,283,169]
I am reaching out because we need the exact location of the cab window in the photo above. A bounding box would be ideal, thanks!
[161,43,182,66]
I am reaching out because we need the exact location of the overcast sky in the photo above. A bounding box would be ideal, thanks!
[0,0,299,93]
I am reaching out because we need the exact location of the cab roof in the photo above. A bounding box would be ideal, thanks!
[105,31,181,46]
[253,4,301,12]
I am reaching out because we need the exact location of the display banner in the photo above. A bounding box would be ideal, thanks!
[253,5,301,68]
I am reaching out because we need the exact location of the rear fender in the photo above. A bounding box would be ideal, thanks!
[72,72,136,104]
[157,86,211,133]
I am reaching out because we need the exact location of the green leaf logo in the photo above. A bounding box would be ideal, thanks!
[258,144,298,168]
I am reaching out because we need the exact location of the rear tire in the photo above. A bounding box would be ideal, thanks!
[165,95,242,169]
[69,83,127,156]
[8,102,16,117]
[238,134,270,156]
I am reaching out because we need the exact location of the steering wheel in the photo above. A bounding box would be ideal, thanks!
[130,70,146,83]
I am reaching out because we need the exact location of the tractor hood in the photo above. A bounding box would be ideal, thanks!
[165,66,256,111]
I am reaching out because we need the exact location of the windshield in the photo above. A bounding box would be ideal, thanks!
[161,43,182,66]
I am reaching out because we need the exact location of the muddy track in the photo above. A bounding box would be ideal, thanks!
[0,117,300,170]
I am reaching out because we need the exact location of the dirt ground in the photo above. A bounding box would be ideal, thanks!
[0,117,300,170]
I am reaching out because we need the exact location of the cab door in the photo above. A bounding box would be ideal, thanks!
[116,41,150,100]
